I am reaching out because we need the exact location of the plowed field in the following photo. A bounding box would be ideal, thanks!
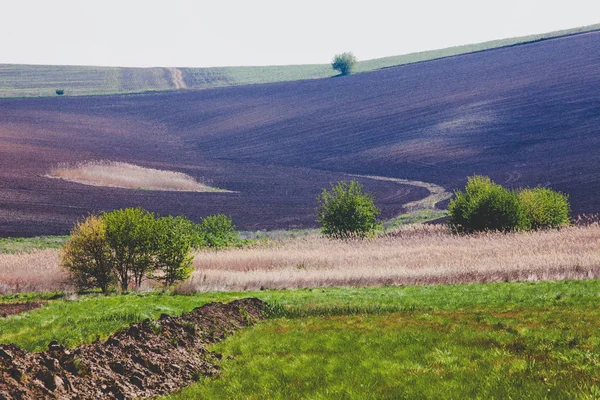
[1,30,599,236]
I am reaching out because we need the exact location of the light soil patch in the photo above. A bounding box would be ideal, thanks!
[47,161,228,192]
[167,67,187,89]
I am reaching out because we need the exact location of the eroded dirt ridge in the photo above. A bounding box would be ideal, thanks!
[0,298,266,400]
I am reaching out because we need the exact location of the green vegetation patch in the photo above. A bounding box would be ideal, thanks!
[0,236,68,253]
[1,280,599,351]
[2,281,600,398]
[167,308,600,399]
[0,292,236,351]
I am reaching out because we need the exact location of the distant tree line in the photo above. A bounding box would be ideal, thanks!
[61,208,238,294]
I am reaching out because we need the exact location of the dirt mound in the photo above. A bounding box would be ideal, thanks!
[0,298,266,399]
[0,303,43,318]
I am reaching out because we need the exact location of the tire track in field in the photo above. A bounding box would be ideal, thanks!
[167,67,187,89]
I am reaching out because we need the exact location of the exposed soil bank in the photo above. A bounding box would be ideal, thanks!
[0,298,266,399]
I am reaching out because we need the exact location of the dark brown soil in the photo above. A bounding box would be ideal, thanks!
[0,298,266,399]
[0,303,43,318]
[1,30,600,236]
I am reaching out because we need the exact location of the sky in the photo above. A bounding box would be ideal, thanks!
[2,0,599,68]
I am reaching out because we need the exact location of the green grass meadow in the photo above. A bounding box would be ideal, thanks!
[0,235,68,254]
[2,281,600,398]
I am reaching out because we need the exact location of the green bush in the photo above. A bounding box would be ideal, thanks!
[197,214,238,249]
[153,216,197,287]
[519,188,570,229]
[448,175,526,233]
[331,52,357,76]
[102,207,157,292]
[61,215,113,294]
[316,180,381,239]
[61,208,211,293]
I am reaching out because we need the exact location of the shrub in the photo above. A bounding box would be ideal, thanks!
[448,175,526,233]
[519,188,570,229]
[153,216,197,287]
[61,208,210,293]
[198,214,238,249]
[61,215,113,294]
[316,180,381,239]
[55,89,65,95]
[103,207,157,292]
[331,52,357,76]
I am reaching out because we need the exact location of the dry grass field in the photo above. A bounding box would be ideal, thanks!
[180,224,600,292]
[0,249,64,294]
[2,224,597,294]
[48,161,222,192]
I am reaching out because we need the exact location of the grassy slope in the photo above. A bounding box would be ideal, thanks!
[3,281,600,397]
[169,310,600,399]
[166,282,600,398]
[3,280,599,351]
[2,23,599,97]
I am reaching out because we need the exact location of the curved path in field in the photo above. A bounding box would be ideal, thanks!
[350,174,452,223]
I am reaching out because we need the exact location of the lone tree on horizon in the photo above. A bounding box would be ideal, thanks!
[331,52,357,76]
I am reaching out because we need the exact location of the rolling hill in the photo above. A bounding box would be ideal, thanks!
[1,28,600,236]
[1,23,599,97]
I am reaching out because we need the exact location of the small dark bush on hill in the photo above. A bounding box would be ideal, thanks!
[55,89,64,95]
[331,52,357,76]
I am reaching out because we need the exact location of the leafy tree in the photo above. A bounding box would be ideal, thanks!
[448,175,526,233]
[316,180,381,239]
[103,207,157,292]
[198,214,238,249]
[153,216,197,287]
[331,52,357,76]
[519,187,570,229]
[61,215,113,294]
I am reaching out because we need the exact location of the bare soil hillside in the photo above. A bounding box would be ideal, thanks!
[1,30,599,235]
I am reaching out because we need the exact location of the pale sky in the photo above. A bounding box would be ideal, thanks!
[2,0,599,68]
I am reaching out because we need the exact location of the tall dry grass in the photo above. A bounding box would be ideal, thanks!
[179,224,600,292]
[47,160,222,192]
[1,224,599,294]
[0,250,68,294]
